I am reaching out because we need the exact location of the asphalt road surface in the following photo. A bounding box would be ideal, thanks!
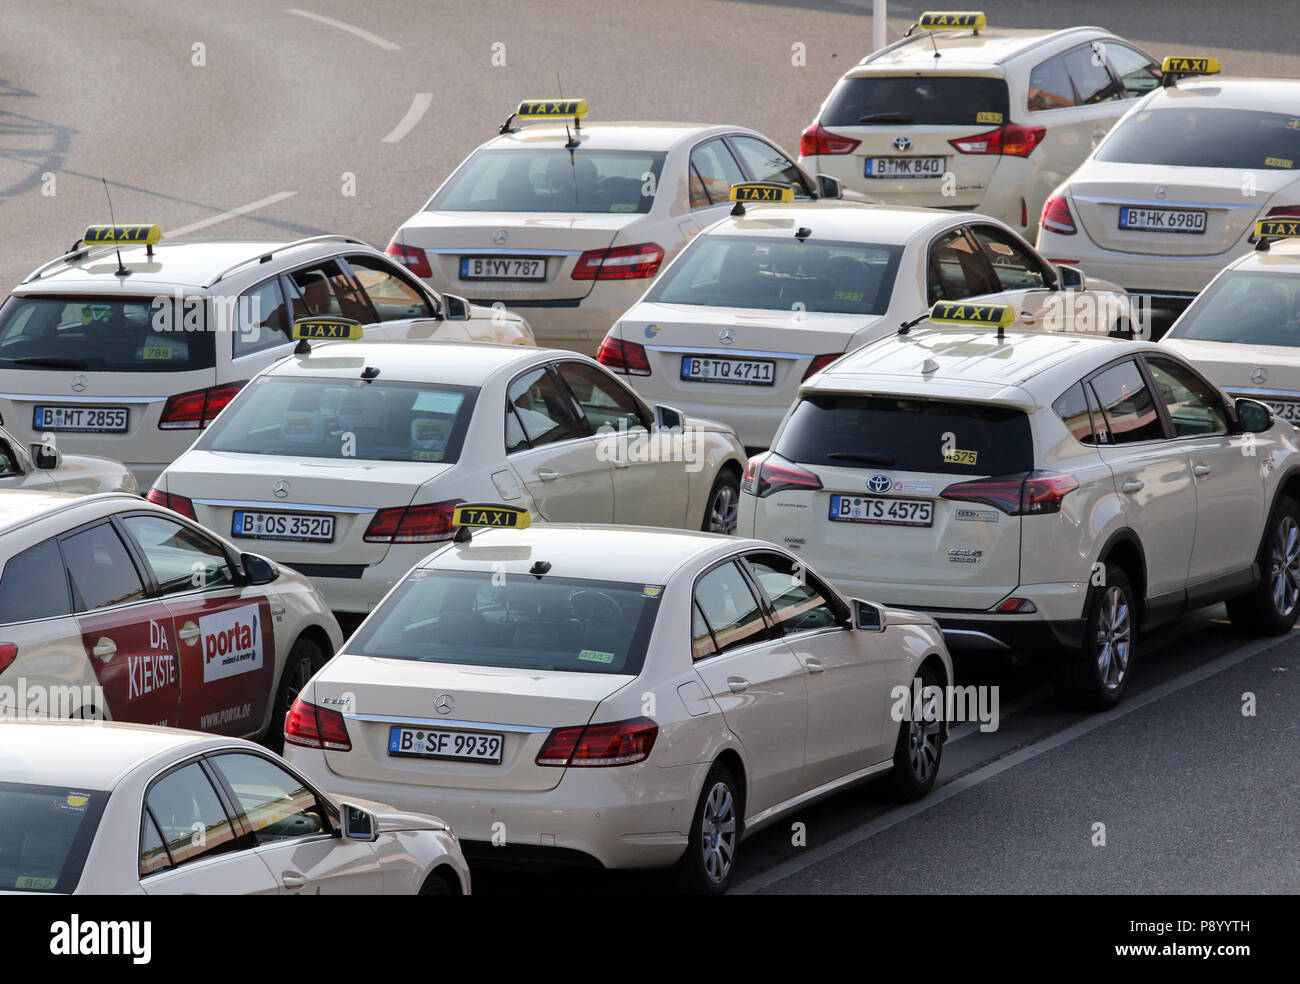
[2,1,1297,895]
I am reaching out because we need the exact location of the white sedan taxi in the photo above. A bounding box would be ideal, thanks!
[387,99,847,355]
[151,322,747,617]
[601,185,1135,448]
[283,505,952,894]
[0,721,468,894]
[798,11,1161,237]
[1036,60,1300,311]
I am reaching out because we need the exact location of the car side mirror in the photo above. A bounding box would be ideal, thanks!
[1056,264,1087,292]
[442,293,471,321]
[1236,398,1274,434]
[853,599,887,631]
[653,404,684,430]
[29,442,60,471]
[340,802,379,842]
[816,173,844,199]
[241,552,279,585]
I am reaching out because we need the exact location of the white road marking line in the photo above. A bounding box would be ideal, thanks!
[383,92,434,144]
[286,8,400,51]
[163,191,297,238]
[731,631,1293,895]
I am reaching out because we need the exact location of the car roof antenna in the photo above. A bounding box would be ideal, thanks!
[101,178,130,278]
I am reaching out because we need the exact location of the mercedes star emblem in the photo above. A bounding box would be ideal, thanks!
[492,229,508,245]
[435,694,455,715]
[71,374,88,393]
[718,328,735,345]
[272,480,291,499]
[1252,367,1269,384]
[1154,185,1167,199]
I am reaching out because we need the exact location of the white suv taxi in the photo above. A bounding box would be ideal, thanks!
[741,301,1300,708]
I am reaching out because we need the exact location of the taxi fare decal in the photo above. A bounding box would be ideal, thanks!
[943,448,978,465]
[201,604,264,682]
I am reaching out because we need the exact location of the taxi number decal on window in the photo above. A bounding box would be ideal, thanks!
[578,649,615,664]
[943,448,978,465]
[412,450,444,462]
[833,290,864,302]
[1265,157,1294,169]
[141,346,173,360]
[976,112,1003,124]
[15,876,57,890]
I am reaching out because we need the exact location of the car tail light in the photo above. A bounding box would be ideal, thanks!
[158,381,245,430]
[800,122,860,157]
[596,337,652,376]
[0,643,17,676]
[146,488,197,521]
[284,697,352,752]
[742,452,823,498]
[571,243,663,281]
[536,717,658,767]
[803,352,842,381]
[385,240,433,278]
[1041,195,1078,236]
[1249,205,1300,244]
[363,501,459,543]
[941,471,1078,515]
[950,123,1045,158]
[995,597,1038,613]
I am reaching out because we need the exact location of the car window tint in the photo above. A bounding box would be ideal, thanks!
[139,811,172,876]
[60,523,146,612]
[120,514,233,595]
[745,553,842,634]
[927,230,996,302]
[427,149,665,214]
[1091,360,1165,444]
[1095,108,1300,170]
[693,562,769,657]
[1063,43,1122,105]
[348,257,433,322]
[690,138,746,206]
[210,753,328,844]
[727,136,809,195]
[1144,357,1229,437]
[233,279,291,358]
[505,367,583,449]
[143,764,241,871]
[1167,271,1300,347]
[0,782,108,893]
[1053,382,1099,445]
[1028,54,1075,111]
[553,361,646,431]
[820,75,1009,127]
[0,539,71,622]
[285,260,370,323]
[968,225,1048,291]
[1100,42,1161,97]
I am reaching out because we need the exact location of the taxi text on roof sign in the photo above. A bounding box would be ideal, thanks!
[929,300,1015,327]
[84,224,161,246]
[516,99,589,120]
[729,182,795,204]
[918,11,986,31]
[1256,217,1300,239]
[452,503,532,530]
[292,316,363,341]
[1160,56,1220,76]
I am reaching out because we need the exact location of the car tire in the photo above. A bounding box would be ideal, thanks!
[702,470,740,535]
[677,761,742,895]
[418,870,455,895]
[1226,495,1300,636]
[264,636,325,753]
[887,662,945,802]
[1054,563,1136,710]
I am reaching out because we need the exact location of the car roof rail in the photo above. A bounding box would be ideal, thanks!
[21,244,100,284]
[203,234,370,288]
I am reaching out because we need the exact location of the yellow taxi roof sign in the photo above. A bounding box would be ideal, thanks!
[929,300,1015,328]
[1161,56,1220,77]
[292,317,363,342]
[84,224,161,247]
[452,503,531,530]
[1254,217,1300,250]
[729,182,796,204]
[516,99,589,121]
[918,11,986,32]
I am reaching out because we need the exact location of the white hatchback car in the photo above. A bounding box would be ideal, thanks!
[0,721,468,894]
[284,511,952,894]
[741,302,1300,708]
[799,13,1160,238]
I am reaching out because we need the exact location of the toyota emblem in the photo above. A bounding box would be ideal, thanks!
[718,328,735,346]
[893,136,912,152]
[1154,185,1167,200]
[70,374,88,393]
[866,474,892,494]
[435,694,455,715]
[492,228,508,245]
[272,480,291,499]
[1252,366,1269,384]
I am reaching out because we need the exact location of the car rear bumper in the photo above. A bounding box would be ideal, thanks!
[465,283,643,356]
[1036,232,1238,297]
[282,543,436,615]
[920,613,1086,654]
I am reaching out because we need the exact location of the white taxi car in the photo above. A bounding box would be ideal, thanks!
[0,225,533,489]
[0,423,136,495]
[151,328,747,618]
[1036,60,1300,311]
[0,721,468,894]
[387,99,848,355]
[741,301,1300,709]
[1163,220,1300,423]
[798,11,1161,238]
[0,490,342,747]
[284,506,952,894]
[601,186,1135,448]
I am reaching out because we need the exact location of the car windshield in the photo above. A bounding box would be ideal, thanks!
[427,149,666,214]
[199,376,478,463]
[0,295,216,372]
[1095,107,1300,169]
[821,75,1010,127]
[645,236,903,315]
[0,782,108,893]
[349,570,662,675]
[1167,271,1300,347]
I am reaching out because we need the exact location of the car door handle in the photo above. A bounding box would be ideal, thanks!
[537,469,560,482]
[1193,464,1212,478]
[1122,480,1145,493]
[804,658,825,674]
[726,676,750,693]
[281,873,307,889]
[91,637,116,662]
[178,621,200,645]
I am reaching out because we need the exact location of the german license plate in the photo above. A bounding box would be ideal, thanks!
[1118,207,1207,233]
[459,256,546,280]
[865,157,944,179]
[1269,401,1300,422]
[680,355,775,386]
[388,726,504,763]
[829,494,933,527]
[231,511,335,543]
[33,405,127,433]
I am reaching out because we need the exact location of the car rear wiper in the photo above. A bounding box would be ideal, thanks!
[826,452,896,465]
[858,113,913,124]
[8,356,89,369]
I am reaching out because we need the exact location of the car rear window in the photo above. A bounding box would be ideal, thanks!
[1096,108,1300,170]
[1167,271,1300,347]
[821,75,1010,127]
[427,149,666,214]
[349,570,662,675]
[646,236,903,315]
[0,296,216,373]
[0,782,108,893]
[774,393,1034,476]
[199,376,478,463]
